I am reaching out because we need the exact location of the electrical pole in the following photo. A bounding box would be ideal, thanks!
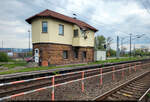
[2,40,3,48]
[28,30,30,52]
[2,40,3,52]
[95,37,96,50]
[134,43,135,57]
[121,38,123,56]
[129,33,132,57]
[116,35,120,59]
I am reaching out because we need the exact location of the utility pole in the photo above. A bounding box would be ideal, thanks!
[129,33,132,57]
[116,35,120,59]
[121,38,123,56]
[95,37,98,50]
[2,40,3,48]
[134,43,135,57]
[1,40,3,52]
[28,30,30,52]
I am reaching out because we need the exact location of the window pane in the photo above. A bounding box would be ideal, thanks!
[74,50,78,58]
[59,24,64,35]
[63,51,68,59]
[83,51,86,58]
[42,22,47,32]
[74,29,78,37]
[43,22,47,27]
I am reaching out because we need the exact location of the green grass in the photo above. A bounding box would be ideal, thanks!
[1,61,27,68]
[147,93,150,98]
[0,64,85,75]
[0,63,87,75]
[2,63,27,69]
[0,57,147,75]
[89,57,142,65]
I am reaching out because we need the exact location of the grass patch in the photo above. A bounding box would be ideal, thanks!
[147,93,150,98]
[0,57,148,75]
[89,57,142,65]
[2,63,27,69]
[0,60,27,69]
[0,63,87,75]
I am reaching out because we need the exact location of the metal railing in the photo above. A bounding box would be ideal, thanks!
[0,61,149,101]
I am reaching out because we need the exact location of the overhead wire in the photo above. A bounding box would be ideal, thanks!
[42,0,130,35]
[25,1,150,49]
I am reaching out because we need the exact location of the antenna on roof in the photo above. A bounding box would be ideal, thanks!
[73,13,77,19]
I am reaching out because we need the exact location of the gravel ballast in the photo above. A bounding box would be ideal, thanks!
[7,65,150,101]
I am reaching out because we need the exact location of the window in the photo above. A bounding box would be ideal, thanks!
[59,24,64,35]
[74,29,78,37]
[42,21,48,33]
[74,50,78,58]
[63,51,68,59]
[83,51,86,59]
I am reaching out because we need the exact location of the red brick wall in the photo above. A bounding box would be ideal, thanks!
[33,43,94,65]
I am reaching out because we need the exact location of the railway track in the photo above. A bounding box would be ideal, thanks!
[1,59,149,83]
[0,60,149,101]
[95,72,150,101]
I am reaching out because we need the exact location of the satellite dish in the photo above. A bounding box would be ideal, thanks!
[73,14,77,19]
[84,35,87,39]
[82,28,86,31]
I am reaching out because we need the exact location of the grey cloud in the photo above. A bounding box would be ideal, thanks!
[0,0,150,49]
[136,0,150,9]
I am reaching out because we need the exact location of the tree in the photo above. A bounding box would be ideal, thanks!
[94,35,106,50]
[0,52,9,62]
[106,37,113,57]
[134,46,150,57]
[141,45,149,53]
[106,37,113,50]
[135,49,142,56]
[108,49,116,57]
[121,46,127,56]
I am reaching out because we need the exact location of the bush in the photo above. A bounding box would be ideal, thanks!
[0,52,9,62]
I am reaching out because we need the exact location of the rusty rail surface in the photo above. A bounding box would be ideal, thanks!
[94,71,150,101]
[0,60,150,101]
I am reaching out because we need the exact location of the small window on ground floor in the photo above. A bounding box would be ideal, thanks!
[74,50,78,58]
[82,51,86,59]
[63,51,68,59]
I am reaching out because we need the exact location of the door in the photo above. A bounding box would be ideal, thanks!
[34,48,39,63]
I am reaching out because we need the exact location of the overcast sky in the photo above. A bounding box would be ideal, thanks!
[0,0,150,50]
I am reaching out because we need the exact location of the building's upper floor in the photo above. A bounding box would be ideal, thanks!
[26,9,98,47]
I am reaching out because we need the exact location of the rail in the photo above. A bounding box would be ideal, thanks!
[0,61,149,101]
[0,62,141,86]
[139,88,150,101]
[93,71,150,101]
